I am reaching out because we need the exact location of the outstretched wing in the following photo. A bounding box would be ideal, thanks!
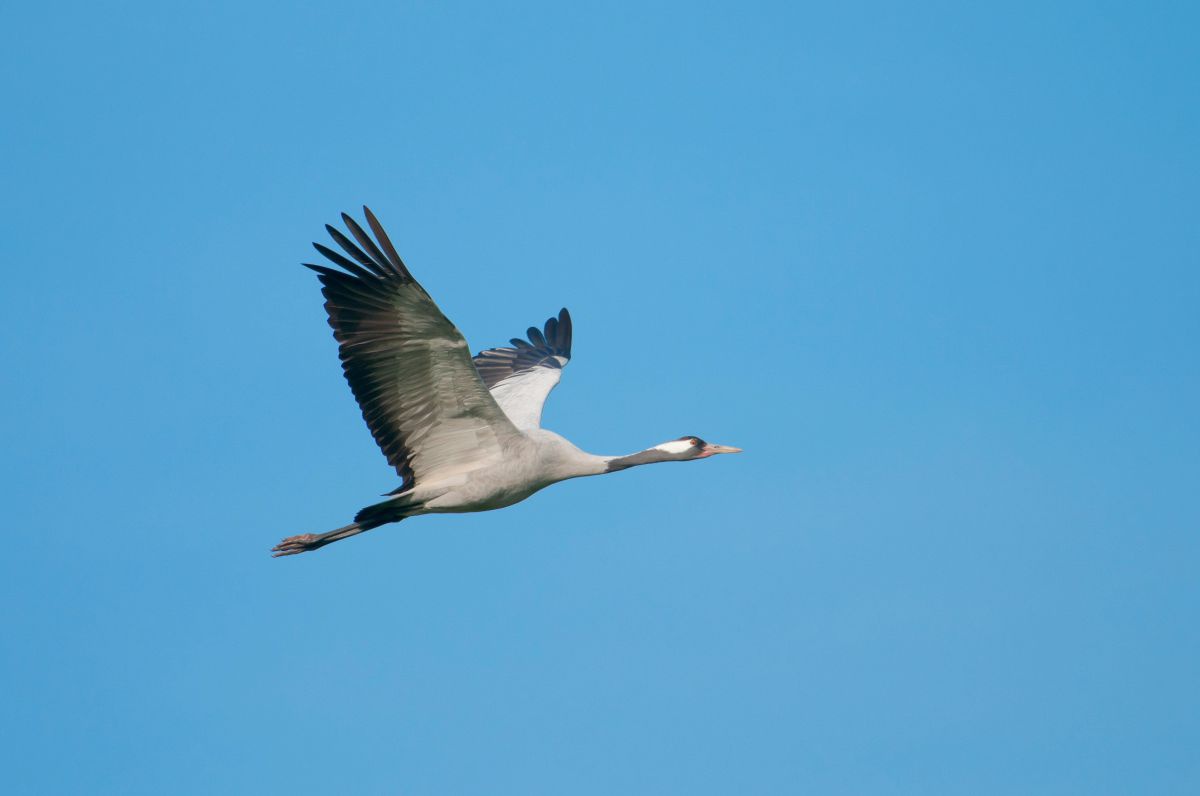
[306,207,519,490]
[472,309,572,429]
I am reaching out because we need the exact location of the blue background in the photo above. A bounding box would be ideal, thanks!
[2,1,1197,793]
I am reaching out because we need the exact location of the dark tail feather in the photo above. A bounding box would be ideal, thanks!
[272,521,377,557]
[353,494,416,528]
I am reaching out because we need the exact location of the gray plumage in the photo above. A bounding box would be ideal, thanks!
[273,208,740,556]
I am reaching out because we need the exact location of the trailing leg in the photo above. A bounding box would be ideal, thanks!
[271,522,371,557]
[271,493,421,557]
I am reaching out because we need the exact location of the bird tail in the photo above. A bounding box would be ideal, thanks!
[353,492,419,529]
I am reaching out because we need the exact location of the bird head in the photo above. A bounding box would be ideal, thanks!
[654,436,743,460]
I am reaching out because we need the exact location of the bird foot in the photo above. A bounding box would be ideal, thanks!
[272,533,319,557]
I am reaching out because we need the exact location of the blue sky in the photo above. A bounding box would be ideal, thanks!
[2,1,1198,793]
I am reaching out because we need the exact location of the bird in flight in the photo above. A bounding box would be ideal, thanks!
[273,208,741,556]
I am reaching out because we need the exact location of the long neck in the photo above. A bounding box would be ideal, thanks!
[599,447,680,473]
[546,435,681,478]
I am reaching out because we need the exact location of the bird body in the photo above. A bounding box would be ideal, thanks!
[400,430,599,513]
[272,208,739,556]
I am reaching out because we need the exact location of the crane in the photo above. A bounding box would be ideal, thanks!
[273,208,740,556]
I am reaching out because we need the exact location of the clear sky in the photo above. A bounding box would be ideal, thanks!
[2,1,1197,793]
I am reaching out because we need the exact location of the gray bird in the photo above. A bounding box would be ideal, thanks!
[273,208,741,556]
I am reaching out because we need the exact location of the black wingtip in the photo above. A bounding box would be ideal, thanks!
[311,242,379,280]
[302,263,340,278]
[360,205,412,279]
[557,308,572,356]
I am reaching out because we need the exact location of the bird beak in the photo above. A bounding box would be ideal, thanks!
[701,443,742,456]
